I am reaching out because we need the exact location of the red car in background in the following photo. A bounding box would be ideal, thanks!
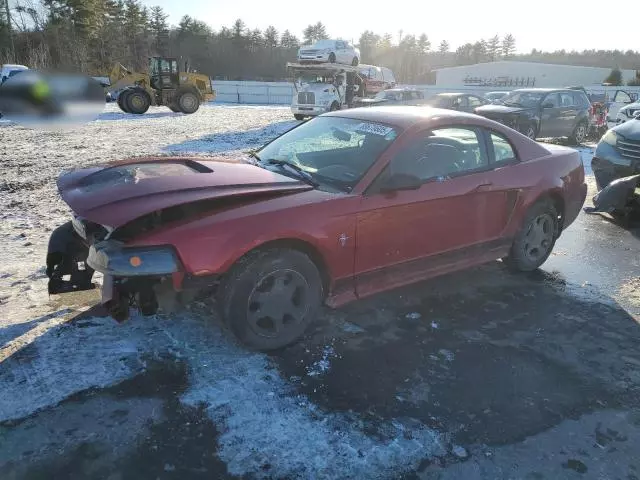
[47,107,587,350]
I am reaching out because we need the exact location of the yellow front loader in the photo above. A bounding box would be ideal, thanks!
[107,57,216,114]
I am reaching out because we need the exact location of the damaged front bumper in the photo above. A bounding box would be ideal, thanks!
[46,220,184,320]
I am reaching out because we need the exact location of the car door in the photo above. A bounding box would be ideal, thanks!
[354,126,511,298]
[558,91,579,136]
[539,92,562,137]
[608,90,633,120]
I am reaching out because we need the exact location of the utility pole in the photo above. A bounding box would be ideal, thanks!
[3,0,15,62]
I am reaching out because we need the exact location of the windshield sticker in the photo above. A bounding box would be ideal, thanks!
[355,122,394,137]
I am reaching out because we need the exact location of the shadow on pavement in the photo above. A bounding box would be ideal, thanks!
[273,262,640,447]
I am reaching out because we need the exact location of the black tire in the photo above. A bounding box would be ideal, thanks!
[294,114,305,120]
[168,103,181,113]
[569,120,588,145]
[328,52,336,63]
[351,57,359,66]
[116,90,131,113]
[125,89,150,114]
[177,91,200,114]
[503,199,559,272]
[218,249,323,351]
[329,101,340,112]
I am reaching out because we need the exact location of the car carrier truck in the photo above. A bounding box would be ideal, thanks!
[287,62,363,120]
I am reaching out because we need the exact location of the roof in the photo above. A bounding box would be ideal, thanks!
[323,105,486,129]
[433,92,466,97]
[1,64,28,70]
[433,60,631,72]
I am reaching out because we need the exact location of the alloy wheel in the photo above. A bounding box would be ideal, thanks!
[522,213,554,262]
[246,269,310,338]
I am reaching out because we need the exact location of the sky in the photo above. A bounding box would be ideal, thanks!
[140,0,637,53]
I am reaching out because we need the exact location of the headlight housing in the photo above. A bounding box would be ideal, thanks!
[601,130,617,146]
[88,241,179,277]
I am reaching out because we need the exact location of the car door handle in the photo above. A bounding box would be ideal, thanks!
[474,183,493,192]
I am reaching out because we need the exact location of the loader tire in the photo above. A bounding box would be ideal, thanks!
[126,89,151,114]
[168,103,181,113]
[117,90,131,113]
[177,91,200,114]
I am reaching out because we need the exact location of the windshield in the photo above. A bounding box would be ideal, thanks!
[256,117,399,192]
[312,40,334,49]
[297,74,332,84]
[500,91,545,107]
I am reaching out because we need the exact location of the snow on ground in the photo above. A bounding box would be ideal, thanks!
[0,102,452,478]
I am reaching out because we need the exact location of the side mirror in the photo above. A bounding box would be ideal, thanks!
[380,173,422,192]
[542,102,554,109]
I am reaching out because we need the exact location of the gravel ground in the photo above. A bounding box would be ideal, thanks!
[1,103,639,480]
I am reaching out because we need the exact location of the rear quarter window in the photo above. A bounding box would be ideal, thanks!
[490,132,518,164]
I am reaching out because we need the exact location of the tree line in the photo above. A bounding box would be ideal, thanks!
[1,1,639,85]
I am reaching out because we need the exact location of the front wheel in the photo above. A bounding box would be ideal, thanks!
[329,102,340,112]
[294,114,305,121]
[503,199,558,272]
[217,249,323,351]
[328,52,336,63]
[351,56,359,66]
[177,91,200,114]
[126,90,150,114]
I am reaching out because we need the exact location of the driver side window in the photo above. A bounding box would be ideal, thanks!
[389,127,488,182]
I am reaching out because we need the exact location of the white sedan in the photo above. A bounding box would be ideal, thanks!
[297,40,360,66]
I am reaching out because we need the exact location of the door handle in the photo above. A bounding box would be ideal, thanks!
[474,183,493,192]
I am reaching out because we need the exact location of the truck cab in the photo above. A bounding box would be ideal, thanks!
[288,63,361,120]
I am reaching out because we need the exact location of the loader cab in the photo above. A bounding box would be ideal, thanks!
[149,57,179,90]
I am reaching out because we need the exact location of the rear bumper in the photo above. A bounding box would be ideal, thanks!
[564,182,588,229]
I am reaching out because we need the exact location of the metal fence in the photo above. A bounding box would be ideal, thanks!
[212,80,640,105]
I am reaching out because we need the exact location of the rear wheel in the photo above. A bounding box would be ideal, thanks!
[126,90,150,114]
[504,199,558,272]
[569,120,588,145]
[177,91,200,114]
[294,114,305,120]
[116,90,131,113]
[217,249,323,351]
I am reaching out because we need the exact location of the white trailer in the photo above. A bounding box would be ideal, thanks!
[287,62,363,120]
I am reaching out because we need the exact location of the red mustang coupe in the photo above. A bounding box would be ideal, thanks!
[47,107,587,350]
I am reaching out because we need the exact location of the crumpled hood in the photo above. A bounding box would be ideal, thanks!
[57,157,312,228]
[475,104,531,115]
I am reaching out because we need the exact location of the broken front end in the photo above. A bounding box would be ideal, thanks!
[46,216,186,321]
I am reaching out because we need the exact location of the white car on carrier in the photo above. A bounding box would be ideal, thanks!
[297,40,360,66]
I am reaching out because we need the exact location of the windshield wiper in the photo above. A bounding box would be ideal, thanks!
[264,159,319,187]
